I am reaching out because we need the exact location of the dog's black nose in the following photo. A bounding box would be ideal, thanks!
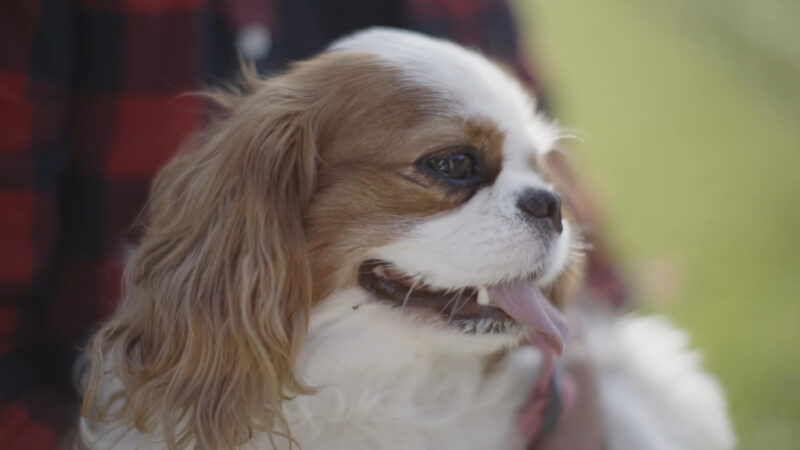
[517,188,563,233]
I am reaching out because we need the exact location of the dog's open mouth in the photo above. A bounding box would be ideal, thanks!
[358,259,568,354]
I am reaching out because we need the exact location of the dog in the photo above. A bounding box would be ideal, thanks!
[79,28,734,449]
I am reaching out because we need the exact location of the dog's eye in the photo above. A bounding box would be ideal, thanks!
[429,153,475,179]
[425,150,482,181]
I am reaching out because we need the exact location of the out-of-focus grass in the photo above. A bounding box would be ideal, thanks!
[516,1,800,448]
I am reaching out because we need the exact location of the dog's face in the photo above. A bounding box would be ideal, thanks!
[84,28,582,448]
[302,29,580,354]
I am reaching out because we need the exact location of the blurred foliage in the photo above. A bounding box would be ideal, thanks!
[516,0,800,448]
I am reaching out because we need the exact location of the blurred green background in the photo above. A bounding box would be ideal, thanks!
[515,0,800,448]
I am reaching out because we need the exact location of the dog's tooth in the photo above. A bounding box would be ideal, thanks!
[477,286,490,306]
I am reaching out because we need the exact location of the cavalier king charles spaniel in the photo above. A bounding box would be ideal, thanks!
[80,28,734,449]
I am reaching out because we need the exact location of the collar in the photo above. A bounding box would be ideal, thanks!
[518,356,574,444]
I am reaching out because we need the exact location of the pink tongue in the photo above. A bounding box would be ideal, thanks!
[487,281,568,355]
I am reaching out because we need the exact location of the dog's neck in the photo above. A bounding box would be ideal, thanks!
[275,288,546,450]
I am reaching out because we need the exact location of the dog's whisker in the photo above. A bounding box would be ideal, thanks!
[442,288,466,322]
[401,278,422,311]
[449,290,469,322]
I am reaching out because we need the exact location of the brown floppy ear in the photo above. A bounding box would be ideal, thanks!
[83,71,318,449]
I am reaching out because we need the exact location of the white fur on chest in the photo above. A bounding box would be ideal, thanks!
[272,289,543,450]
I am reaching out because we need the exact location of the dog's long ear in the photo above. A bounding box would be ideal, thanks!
[83,70,318,449]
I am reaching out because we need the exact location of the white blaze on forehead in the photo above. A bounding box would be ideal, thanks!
[329,27,561,161]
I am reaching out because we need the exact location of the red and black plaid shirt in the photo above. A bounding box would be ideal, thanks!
[0,0,586,447]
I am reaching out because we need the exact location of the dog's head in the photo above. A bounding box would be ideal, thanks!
[83,28,583,449]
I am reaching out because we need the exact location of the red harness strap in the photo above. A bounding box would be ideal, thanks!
[518,356,575,444]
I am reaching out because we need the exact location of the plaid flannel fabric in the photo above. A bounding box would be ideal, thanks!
[0,0,573,447]
[0,1,229,447]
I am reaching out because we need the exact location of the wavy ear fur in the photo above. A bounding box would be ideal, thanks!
[82,69,318,449]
